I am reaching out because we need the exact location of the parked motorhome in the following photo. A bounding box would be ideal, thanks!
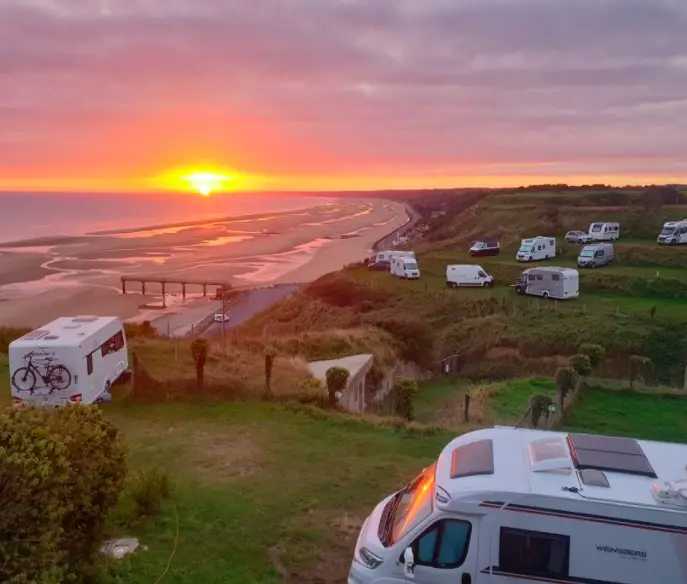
[390,256,420,279]
[446,265,494,288]
[657,220,687,245]
[515,236,556,262]
[588,222,620,241]
[368,250,414,270]
[468,238,500,257]
[577,243,614,268]
[8,316,129,407]
[514,266,579,299]
[349,427,687,584]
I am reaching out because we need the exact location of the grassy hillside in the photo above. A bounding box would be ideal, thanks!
[242,190,687,385]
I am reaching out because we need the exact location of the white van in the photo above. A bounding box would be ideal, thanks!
[9,316,130,407]
[516,237,556,262]
[588,222,620,241]
[446,265,494,288]
[657,220,687,245]
[391,257,420,279]
[349,427,687,584]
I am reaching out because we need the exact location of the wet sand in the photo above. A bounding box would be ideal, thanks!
[0,198,408,327]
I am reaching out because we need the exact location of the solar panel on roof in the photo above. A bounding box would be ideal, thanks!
[567,433,657,479]
[450,439,494,479]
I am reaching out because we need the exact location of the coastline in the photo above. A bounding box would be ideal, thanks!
[0,198,409,329]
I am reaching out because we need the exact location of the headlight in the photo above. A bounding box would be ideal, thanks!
[359,547,383,569]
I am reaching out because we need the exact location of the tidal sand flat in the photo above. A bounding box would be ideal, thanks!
[0,198,408,327]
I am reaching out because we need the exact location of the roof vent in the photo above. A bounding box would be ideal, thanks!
[528,437,573,473]
[72,316,99,323]
[21,329,49,341]
[579,469,610,488]
[62,325,80,329]
[652,479,687,508]
[450,439,494,479]
[44,335,59,340]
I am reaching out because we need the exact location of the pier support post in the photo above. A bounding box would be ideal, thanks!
[203,283,207,297]
[142,282,146,295]
[161,281,166,297]
[182,283,186,300]
[121,278,126,294]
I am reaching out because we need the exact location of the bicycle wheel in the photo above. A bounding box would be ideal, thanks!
[48,365,72,391]
[12,367,37,392]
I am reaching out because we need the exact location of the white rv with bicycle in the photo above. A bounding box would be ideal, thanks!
[349,426,687,584]
[516,237,556,262]
[657,220,687,245]
[514,266,579,299]
[588,222,620,241]
[8,316,130,407]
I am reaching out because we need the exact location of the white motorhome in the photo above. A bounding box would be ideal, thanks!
[657,220,687,245]
[514,266,579,299]
[9,316,130,407]
[446,265,494,288]
[349,427,687,584]
[516,237,556,262]
[588,222,620,241]
[391,256,420,279]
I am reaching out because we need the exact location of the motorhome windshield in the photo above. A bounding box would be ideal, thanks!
[382,462,436,546]
[518,245,533,253]
[579,249,595,258]
[405,261,418,270]
[661,227,676,235]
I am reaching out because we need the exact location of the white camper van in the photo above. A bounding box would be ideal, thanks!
[446,265,494,288]
[516,237,556,262]
[657,220,687,245]
[391,256,420,279]
[349,427,687,584]
[514,267,579,299]
[9,316,129,407]
[588,222,620,241]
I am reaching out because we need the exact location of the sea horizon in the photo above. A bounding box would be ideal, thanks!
[0,191,339,243]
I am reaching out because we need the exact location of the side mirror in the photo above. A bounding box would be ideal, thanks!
[403,547,415,578]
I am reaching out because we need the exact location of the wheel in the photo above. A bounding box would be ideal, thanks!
[542,292,550,299]
[545,255,549,259]
[12,367,37,392]
[48,365,71,391]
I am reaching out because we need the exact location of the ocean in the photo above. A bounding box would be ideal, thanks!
[0,191,336,243]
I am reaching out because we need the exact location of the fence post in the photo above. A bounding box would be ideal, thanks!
[463,393,470,423]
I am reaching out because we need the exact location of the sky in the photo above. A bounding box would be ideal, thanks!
[1,0,686,192]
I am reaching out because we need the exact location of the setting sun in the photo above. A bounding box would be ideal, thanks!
[184,172,231,196]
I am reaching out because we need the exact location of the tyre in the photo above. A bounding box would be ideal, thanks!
[48,365,71,391]
[542,292,550,299]
[12,367,37,392]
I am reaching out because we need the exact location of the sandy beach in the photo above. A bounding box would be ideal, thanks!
[0,198,408,328]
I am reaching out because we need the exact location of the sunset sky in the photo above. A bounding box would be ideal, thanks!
[1,0,686,192]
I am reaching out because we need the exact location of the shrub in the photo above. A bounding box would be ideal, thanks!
[0,407,70,584]
[554,367,578,410]
[191,338,209,388]
[629,355,653,389]
[325,366,350,406]
[392,376,419,421]
[642,323,687,385]
[579,344,605,371]
[129,467,172,518]
[570,354,592,377]
[0,406,127,583]
[529,393,554,428]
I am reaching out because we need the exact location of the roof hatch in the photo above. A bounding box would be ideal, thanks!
[450,439,494,479]
[21,329,49,341]
[567,433,657,479]
[72,316,98,322]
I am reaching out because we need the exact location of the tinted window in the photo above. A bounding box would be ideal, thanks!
[102,331,125,357]
[552,275,560,281]
[499,527,569,578]
[87,354,93,375]
[414,520,472,569]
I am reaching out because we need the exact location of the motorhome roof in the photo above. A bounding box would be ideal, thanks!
[10,316,121,347]
[523,266,577,275]
[435,427,687,512]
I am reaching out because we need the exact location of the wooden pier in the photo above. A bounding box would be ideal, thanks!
[121,276,231,299]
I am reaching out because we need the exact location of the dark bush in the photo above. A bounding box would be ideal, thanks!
[123,320,157,339]
[570,354,592,377]
[325,366,350,406]
[629,355,653,389]
[529,394,554,428]
[554,367,578,410]
[392,376,419,421]
[305,274,390,308]
[372,318,435,368]
[191,338,209,388]
[579,344,605,371]
[642,323,687,385]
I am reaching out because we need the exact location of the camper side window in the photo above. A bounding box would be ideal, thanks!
[412,519,472,569]
[551,275,560,282]
[101,331,125,357]
[87,354,93,375]
[498,527,569,578]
